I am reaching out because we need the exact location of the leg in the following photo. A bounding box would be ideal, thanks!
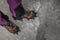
[0,11,8,26]
[1,11,10,22]
[0,11,20,34]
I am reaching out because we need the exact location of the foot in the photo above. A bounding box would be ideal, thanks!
[24,11,37,19]
[4,21,20,34]
[24,11,33,19]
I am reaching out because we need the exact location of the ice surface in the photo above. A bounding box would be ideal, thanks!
[0,0,60,40]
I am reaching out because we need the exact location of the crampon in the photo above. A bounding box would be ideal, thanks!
[23,11,37,20]
[4,21,20,34]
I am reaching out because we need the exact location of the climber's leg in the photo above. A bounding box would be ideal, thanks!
[0,11,8,26]
[0,11,20,34]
